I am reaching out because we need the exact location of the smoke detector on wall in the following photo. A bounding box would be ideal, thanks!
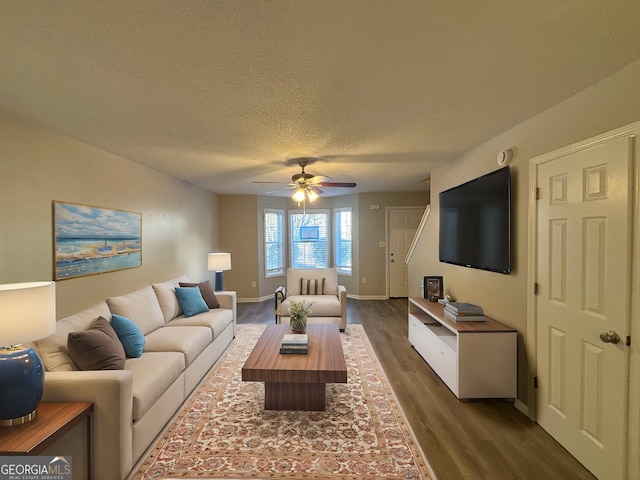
[497,148,513,166]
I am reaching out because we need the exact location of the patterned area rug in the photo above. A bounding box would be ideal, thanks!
[131,324,435,479]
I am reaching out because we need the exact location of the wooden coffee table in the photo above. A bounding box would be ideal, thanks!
[241,324,347,411]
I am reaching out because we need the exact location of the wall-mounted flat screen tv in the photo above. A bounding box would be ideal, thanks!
[439,166,511,274]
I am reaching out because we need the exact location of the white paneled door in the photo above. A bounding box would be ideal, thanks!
[388,207,424,298]
[534,133,634,480]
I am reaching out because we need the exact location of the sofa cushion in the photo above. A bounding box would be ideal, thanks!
[125,351,185,420]
[167,308,233,339]
[143,325,212,367]
[67,317,126,370]
[38,301,112,372]
[179,280,220,309]
[280,295,342,317]
[287,268,338,295]
[107,285,165,335]
[300,277,325,295]
[152,275,189,322]
[111,314,145,358]
[175,287,209,317]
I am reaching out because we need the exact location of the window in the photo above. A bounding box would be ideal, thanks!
[264,209,284,277]
[290,210,329,268]
[335,207,352,275]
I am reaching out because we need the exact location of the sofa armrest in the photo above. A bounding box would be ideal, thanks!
[274,286,287,323]
[215,290,237,336]
[338,285,347,330]
[42,370,134,480]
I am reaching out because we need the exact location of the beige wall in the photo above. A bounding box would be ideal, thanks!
[218,194,260,299]
[408,57,640,406]
[0,108,427,317]
[220,190,427,300]
[0,112,219,318]
[358,192,428,297]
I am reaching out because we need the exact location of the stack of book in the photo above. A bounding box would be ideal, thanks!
[280,333,309,354]
[444,302,486,322]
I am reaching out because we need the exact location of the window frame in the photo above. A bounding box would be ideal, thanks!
[334,207,353,275]
[264,208,285,278]
[289,209,330,269]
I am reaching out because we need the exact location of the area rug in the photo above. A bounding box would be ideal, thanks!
[131,324,435,479]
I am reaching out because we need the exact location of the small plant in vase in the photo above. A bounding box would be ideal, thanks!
[288,300,313,333]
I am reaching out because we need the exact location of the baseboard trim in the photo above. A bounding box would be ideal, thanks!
[347,294,389,300]
[239,294,392,302]
[514,398,530,417]
[237,295,271,303]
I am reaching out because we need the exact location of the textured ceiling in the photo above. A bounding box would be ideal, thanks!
[2,1,640,196]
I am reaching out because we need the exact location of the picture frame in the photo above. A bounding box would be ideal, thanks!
[53,201,142,280]
[425,276,444,302]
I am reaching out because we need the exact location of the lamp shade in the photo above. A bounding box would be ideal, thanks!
[0,281,56,426]
[208,253,231,272]
[0,281,56,346]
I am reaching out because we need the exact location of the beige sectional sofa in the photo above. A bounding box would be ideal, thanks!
[35,275,236,480]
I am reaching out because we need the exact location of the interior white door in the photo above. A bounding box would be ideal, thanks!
[388,208,424,297]
[535,135,633,480]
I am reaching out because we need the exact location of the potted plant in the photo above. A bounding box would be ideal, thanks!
[288,300,313,333]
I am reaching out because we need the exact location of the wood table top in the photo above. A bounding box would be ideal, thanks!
[0,402,94,454]
[242,324,347,384]
[410,297,516,333]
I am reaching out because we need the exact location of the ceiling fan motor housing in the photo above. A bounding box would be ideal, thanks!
[292,172,314,183]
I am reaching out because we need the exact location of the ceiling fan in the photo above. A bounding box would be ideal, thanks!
[253,157,356,203]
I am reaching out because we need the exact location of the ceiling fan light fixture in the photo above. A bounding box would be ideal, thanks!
[306,188,319,202]
[292,188,306,203]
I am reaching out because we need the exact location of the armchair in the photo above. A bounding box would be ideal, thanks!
[275,268,347,331]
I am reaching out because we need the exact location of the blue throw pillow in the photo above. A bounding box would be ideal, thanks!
[175,287,209,318]
[110,314,145,358]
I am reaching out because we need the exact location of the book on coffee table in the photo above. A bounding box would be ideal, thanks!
[280,333,308,354]
[281,334,308,346]
[279,345,308,354]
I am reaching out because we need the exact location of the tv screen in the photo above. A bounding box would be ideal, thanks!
[439,166,511,274]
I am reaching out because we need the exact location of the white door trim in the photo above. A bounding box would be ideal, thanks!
[526,120,640,478]
[385,206,426,298]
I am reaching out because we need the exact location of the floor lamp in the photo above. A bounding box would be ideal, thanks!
[0,281,56,426]
[208,253,231,292]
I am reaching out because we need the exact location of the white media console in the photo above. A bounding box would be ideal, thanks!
[408,297,517,400]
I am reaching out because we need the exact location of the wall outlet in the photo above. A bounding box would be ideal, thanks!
[251,281,256,288]
[361,277,367,284]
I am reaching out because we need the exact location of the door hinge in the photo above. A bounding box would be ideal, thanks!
[534,376,538,389]
[627,336,631,347]
[535,187,540,200]
[534,282,539,295]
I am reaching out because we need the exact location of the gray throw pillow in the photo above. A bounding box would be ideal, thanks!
[67,316,126,370]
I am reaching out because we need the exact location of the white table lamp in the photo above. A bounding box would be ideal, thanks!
[0,281,56,426]
[208,253,231,292]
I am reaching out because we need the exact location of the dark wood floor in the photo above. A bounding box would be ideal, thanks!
[237,298,596,480]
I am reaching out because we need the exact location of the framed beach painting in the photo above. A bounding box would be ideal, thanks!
[53,201,142,280]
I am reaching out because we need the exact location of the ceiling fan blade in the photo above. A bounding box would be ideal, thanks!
[308,175,333,184]
[315,182,357,188]
[252,181,288,184]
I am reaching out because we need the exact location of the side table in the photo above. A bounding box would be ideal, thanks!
[0,402,94,479]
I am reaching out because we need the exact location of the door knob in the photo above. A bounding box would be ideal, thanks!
[599,331,621,344]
